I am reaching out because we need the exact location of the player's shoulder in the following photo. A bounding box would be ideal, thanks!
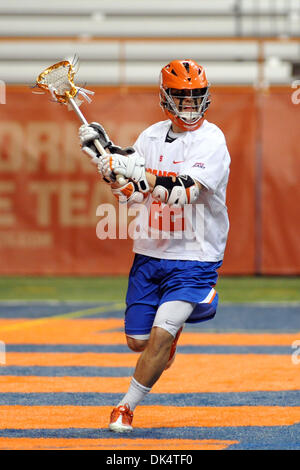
[139,120,171,139]
[194,120,226,145]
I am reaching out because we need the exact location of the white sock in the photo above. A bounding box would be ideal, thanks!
[117,377,151,411]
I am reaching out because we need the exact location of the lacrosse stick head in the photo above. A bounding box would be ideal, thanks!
[36,60,79,104]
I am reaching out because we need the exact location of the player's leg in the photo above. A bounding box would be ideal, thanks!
[110,304,157,433]
[109,305,155,433]
[109,254,160,433]
[133,300,194,387]
[109,300,194,433]
[109,260,223,432]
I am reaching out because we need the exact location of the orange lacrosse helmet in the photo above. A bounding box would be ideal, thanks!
[159,59,210,131]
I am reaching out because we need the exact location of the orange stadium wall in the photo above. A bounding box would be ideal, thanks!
[0,85,299,275]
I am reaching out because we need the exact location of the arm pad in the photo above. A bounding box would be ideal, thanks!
[152,175,200,206]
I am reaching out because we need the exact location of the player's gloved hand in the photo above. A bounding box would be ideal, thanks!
[78,122,110,165]
[97,153,128,186]
[100,152,149,193]
[79,122,135,164]
[111,180,147,204]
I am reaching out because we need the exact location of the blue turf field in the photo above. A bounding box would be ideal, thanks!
[0,301,299,450]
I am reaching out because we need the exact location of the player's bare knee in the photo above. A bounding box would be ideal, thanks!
[148,326,174,356]
[152,325,174,342]
[126,336,148,352]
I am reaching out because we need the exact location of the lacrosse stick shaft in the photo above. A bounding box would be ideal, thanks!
[69,97,105,155]
[69,97,126,185]
[69,97,88,125]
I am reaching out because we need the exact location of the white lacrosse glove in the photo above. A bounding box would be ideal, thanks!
[79,122,135,161]
[111,180,148,204]
[78,123,107,165]
[97,153,128,186]
[100,152,150,193]
[79,122,135,185]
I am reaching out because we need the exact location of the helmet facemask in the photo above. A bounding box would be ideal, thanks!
[159,60,211,131]
[160,85,210,129]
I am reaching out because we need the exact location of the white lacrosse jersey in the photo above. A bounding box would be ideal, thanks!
[131,119,230,262]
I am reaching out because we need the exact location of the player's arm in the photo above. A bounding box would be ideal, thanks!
[100,152,203,206]
[98,150,150,205]
[79,123,150,205]
[147,173,203,206]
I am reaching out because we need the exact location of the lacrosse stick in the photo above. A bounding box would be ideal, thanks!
[35,59,126,184]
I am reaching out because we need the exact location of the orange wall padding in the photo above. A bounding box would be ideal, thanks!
[0,85,299,275]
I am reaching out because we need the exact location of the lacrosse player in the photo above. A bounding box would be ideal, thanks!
[79,60,231,433]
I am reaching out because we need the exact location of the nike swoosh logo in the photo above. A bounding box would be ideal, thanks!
[173,161,184,164]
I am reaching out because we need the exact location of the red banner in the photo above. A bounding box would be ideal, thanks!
[0,86,298,275]
[261,89,300,274]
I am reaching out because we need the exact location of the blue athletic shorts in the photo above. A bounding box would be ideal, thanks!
[125,254,222,336]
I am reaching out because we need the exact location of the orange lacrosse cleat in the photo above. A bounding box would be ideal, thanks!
[109,403,134,433]
[165,326,183,370]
